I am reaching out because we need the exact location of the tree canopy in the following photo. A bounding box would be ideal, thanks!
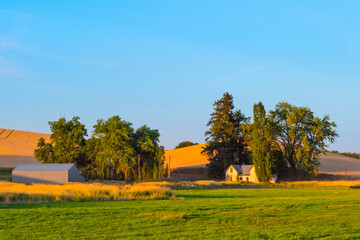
[34,116,88,168]
[242,102,274,182]
[92,116,135,181]
[202,92,250,178]
[34,116,165,181]
[174,141,198,149]
[269,102,338,180]
[132,125,165,180]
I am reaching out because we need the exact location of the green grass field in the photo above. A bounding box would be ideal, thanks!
[1,186,360,239]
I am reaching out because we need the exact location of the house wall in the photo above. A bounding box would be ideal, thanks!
[250,167,259,183]
[12,170,68,184]
[225,166,238,181]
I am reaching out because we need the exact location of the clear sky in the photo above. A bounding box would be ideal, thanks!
[1,1,359,152]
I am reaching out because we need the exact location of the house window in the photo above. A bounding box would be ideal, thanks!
[230,168,233,173]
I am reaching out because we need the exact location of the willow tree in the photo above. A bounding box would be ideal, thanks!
[202,92,249,178]
[243,102,275,182]
[92,116,135,181]
[269,102,338,180]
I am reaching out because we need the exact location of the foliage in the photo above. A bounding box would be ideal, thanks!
[269,102,338,180]
[34,116,165,181]
[2,187,360,239]
[174,141,198,149]
[34,117,88,168]
[202,92,250,178]
[242,102,275,182]
[92,116,136,181]
[132,125,165,180]
[0,168,13,181]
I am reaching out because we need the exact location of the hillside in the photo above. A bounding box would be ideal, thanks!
[164,143,208,169]
[165,143,360,179]
[0,129,50,167]
[1,129,359,179]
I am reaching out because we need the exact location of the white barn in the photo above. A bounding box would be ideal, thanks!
[12,164,85,184]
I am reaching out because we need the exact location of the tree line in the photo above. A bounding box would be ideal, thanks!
[34,116,165,181]
[202,92,338,181]
[329,151,360,160]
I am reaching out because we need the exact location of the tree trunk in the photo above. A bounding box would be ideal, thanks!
[289,160,301,181]
[124,169,128,182]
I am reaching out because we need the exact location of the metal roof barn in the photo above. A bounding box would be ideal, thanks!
[12,164,85,184]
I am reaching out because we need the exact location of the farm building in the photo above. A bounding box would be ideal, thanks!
[12,164,85,184]
[225,164,277,183]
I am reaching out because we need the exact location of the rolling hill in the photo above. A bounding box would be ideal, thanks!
[1,128,359,179]
[165,144,360,179]
[0,129,50,167]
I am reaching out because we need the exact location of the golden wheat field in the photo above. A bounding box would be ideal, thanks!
[0,182,172,203]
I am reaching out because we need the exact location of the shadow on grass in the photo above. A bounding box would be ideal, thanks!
[174,187,261,199]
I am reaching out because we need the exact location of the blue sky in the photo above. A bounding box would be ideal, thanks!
[0,1,359,151]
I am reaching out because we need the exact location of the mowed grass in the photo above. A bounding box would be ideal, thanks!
[1,186,360,239]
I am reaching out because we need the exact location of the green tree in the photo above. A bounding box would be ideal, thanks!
[202,92,249,179]
[34,117,88,168]
[34,137,54,163]
[132,125,165,180]
[269,102,338,180]
[92,116,136,181]
[174,141,198,149]
[242,102,274,182]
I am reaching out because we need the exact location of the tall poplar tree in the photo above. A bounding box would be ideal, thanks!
[243,102,274,182]
[202,92,249,178]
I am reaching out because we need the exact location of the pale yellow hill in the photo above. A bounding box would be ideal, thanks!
[0,129,50,167]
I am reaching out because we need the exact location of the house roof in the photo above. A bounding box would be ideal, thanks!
[231,165,242,174]
[13,164,75,171]
[242,165,253,173]
[227,164,253,174]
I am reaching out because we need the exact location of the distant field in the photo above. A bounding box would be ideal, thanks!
[1,184,360,239]
[0,129,50,168]
[1,129,359,180]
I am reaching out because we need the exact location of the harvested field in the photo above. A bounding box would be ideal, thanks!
[164,143,208,169]
[0,129,50,167]
[1,128,360,179]
[165,144,360,179]
[318,152,360,178]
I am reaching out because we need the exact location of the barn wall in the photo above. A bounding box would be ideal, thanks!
[12,171,68,184]
[68,166,85,183]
